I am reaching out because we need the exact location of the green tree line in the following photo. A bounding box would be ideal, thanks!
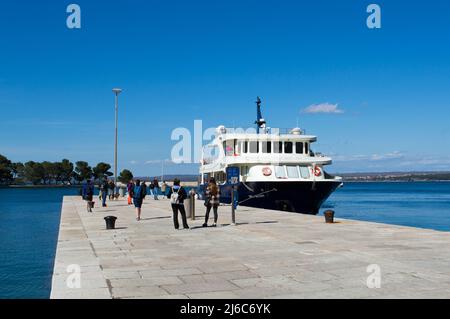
[0,154,134,186]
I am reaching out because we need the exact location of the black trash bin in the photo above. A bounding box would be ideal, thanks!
[104,216,117,230]
[324,210,335,223]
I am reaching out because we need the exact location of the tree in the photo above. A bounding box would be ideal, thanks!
[118,169,133,184]
[73,161,92,183]
[93,162,113,182]
[23,161,46,185]
[60,159,74,184]
[41,161,55,184]
[0,154,13,185]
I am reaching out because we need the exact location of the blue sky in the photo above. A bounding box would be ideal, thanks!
[1,0,450,175]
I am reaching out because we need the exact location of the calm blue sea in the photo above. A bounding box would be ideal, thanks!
[321,182,450,232]
[0,188,79,299]
[0,182,449,299]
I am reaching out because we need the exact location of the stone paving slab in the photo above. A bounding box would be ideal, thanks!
[50,196,450,299]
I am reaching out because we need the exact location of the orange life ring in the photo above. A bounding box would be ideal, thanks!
[314,166,322,177]
[262,167,272,176]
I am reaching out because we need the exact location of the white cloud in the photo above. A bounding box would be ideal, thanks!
[334,151,404,162]
[370,151,404,161]
[302,103,344,114]
[145,159,174,165]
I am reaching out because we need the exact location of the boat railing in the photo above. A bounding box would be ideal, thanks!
[223,127,307,135]
[312,152,326,158]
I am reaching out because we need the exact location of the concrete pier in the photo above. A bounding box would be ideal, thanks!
[51,196,450,299]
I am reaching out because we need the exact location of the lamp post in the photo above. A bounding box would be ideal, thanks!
[112,88,122,189]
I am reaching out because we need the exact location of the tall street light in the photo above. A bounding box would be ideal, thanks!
[112,88,122,189]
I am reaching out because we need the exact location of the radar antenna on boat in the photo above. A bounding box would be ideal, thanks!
[255,96,267,133]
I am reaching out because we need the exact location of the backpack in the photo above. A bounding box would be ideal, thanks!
[170,187,181,204]
[133,185,142,199]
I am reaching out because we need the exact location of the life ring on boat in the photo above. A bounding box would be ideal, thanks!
[314,166,322,177]
[262,167,272,176]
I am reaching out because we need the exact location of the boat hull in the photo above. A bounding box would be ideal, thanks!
[199,180,342,215]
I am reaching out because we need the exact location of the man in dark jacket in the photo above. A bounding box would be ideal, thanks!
[82,180,95,212]
[167,179,189,230]
[100,178,109,207]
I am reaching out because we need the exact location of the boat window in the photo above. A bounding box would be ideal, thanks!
[249,141,259,153]
[241,166,249,176]
[243,141,249,153]
[296,142,304,154]
[224,139,236,156]
[300,166,310,179]
[286,166,299,178]
[261,141,271,153]
[284,142,293,154]
[236,141,241,155]
[215,171,226,184]
[275,166,287,178]
[273,141,283,154]
[305,143,309,155]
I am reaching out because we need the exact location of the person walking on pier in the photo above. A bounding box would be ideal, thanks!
[152,177,160,200]
[167,178,189,230]
[100,178,109,207]
[82,179,95,213]
[203,178,220,227]
[108,181,115,200]
[149,180,154,197]
[127,180,133,205]
[161,181,168,198]
[133,180,146,221]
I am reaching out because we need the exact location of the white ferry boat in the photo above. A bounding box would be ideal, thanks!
[199,97,343,215]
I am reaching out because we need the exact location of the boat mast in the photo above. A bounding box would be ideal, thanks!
[255,96,266,134]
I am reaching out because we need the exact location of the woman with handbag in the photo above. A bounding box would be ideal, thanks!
[203,178,220,227]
